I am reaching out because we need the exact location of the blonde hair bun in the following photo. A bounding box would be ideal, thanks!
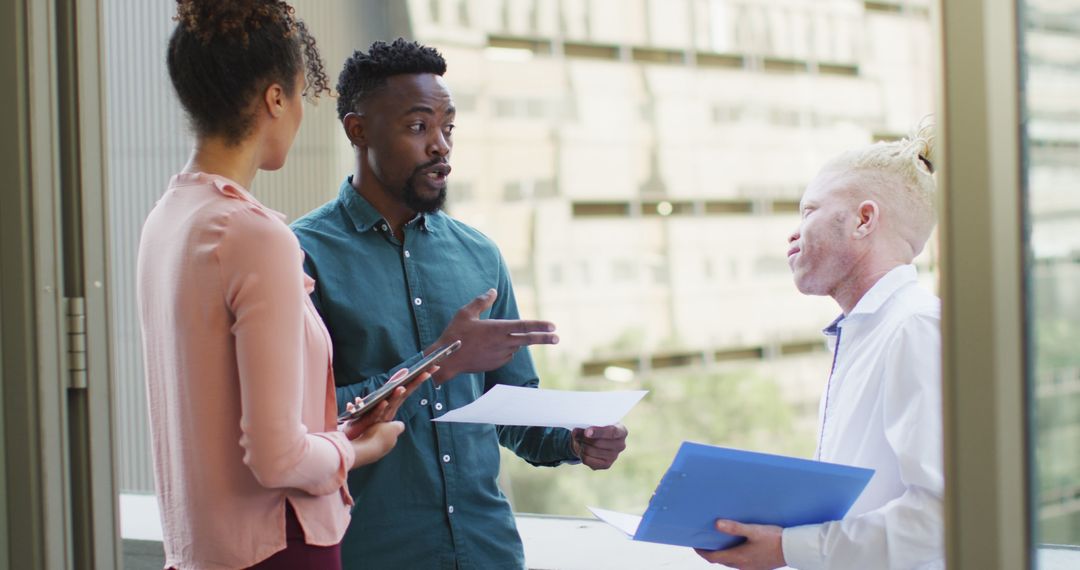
[906,115,937,175]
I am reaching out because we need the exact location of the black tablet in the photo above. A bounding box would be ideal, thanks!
[337,340,461,423]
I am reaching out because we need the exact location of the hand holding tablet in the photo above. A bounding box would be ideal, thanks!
[338,340,462,425]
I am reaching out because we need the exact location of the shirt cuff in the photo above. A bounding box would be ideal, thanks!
[563,429,581,465]
[782,524,826,570]
[310,430,354,499]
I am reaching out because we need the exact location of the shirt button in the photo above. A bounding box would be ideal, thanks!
[404,250,411,258]
[442,454,451,463]
[435,402,444,411]
[414,297,422,306]
[420,398,429,406]
[448,505,455,514]
[381,224,388,232]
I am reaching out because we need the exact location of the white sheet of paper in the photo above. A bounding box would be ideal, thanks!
[588,506,642,537]
[431,385,647,430]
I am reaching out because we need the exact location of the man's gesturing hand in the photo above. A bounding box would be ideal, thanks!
[429,289,558,383]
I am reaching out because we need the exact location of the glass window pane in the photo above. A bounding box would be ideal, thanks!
[468,0,935,517]
[1025,0,1080,552]
[106,2,937,564]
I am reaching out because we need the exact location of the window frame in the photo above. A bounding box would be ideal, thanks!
[938,0,1032,568]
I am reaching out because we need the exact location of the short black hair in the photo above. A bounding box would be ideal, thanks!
[167,0,330,145]
[335,38,447,121]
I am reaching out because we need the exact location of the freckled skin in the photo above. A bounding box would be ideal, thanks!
[787,171,863,299]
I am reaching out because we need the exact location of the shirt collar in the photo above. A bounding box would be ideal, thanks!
[849,264,918,316]
[338,176,439,234]
[822,314,844,337]
[822,264,918,334]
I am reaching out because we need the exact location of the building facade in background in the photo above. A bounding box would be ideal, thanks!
[399,0,937,515]
[107,0,944,519]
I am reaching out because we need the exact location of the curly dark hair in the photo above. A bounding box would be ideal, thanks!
[167,0,330,144]
[335,38,448,121]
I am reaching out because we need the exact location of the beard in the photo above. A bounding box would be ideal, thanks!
[403,178,447,213]
[401,158,448,213]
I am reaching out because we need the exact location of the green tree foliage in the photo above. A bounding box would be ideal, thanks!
[500,361,814,516]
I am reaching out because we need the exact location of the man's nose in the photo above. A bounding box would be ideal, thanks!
[429,131,450,157]
[788,229,799,244]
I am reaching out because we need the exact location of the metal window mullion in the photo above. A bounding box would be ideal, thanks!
[66,0,120,566]
[937,0,1031,568]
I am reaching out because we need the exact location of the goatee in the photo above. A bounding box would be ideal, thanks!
[403,180,447,214]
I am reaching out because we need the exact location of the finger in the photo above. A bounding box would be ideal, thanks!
[460,289,497,318]
[401,370,433,397]
[404,368,433,387]
[502,319,556,335]
[715,519,751,537]
[584,457,615,470]
[375,400,395,424]
[695,546,746,566]
[583,424,627,439]
[382,387,408,419]
[383,420,405,439]
[578,446,617,470]
[693,548,728,564]
[580,446,619,464]
[343,408,380,439]
[388,367,410,383]
[506,332,560,347]
[578,437,626,452]
[363,420,405,451]
[579,436,626,451]
[343,421,362,439]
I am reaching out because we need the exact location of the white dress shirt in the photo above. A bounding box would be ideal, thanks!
[781,264,945,570]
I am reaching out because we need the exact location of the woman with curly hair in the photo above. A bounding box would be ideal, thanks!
[137,2,421,568]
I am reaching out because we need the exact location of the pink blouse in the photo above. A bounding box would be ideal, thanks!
[137,172,355,569]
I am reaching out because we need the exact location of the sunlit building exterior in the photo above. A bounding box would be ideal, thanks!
[105,0,937,518]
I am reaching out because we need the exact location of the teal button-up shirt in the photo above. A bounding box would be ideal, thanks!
[291,179,576,570]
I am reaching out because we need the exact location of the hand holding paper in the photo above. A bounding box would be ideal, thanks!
[571,424,629,470]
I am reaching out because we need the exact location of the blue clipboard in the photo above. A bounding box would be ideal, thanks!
[634,442,874,550]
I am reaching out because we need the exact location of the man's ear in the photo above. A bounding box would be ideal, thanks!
[343,112,366,147]
[264,83,287,119]
[853,200,880,239]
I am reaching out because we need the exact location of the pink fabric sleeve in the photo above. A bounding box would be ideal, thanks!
[216,206,353,496]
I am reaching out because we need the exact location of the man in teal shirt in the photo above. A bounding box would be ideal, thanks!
[292,39,630,569]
